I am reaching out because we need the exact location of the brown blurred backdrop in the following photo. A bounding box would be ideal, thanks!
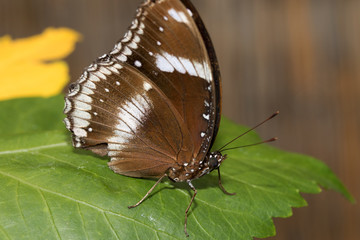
[1,0,359,239]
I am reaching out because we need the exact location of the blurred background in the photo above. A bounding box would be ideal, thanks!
[1,0,359,239]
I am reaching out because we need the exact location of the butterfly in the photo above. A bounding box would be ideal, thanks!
[64,0,239,236]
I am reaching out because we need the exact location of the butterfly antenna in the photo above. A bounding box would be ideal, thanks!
[220,137,278,152]
[218,111,279,152]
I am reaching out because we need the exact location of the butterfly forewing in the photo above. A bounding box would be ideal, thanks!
[109,0,220,163]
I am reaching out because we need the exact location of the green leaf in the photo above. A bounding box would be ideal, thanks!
[0,95,65,135]
[0,96,353,240]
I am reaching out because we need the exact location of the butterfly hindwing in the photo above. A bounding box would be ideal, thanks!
[64,56,194,177]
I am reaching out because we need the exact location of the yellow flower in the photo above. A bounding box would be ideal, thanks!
[0,28,81,101]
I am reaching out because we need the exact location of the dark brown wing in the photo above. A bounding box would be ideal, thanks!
[109,0,221,164]
[64,57,193,178]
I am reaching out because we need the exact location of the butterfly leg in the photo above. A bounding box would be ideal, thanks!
[128,173,167,209]
[217,168,236,195]
[184,180,197,237]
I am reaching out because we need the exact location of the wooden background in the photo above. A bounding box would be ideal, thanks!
[1,0,359,239]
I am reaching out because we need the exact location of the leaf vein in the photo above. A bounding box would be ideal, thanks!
[0,142,67,155]
[191,212,214,239]
[38,190,61,240]
[103,212,120,240]
[133,222,140,240]
[155,231,161,240]
[220,210,237,235]
[15,181,29,229]
[77,203,89,240]
[0,225,11,240]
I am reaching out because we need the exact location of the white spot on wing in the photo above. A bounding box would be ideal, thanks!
[82,86,94,95]
[108,66,119,74]
[163,52,186,74]
[128,41,138,49]
[72,117,90,128]
[143,82,152,91]
[203,60,213,83]
[187,9,193,17]
[110,44,121,55]
[122,30,132,42]
[155,54,175,73]
[137,28,144,35]
[94,71,107,80]
[117,54,127,62]
[63,118,71,129]
[108,94,152,145]
[73,128,87,137]
[108,143,125,151]
[110,48,120,55]
[133,35,140,43]
[139,22,145,30]
[134,60,142,68]
[76,93,92,103]
[204,100,210,107]
[168,9,189,24]
[132,94,152,114]
[72,109,91,120]
[84,80,96,90]
[74,101,92,111]
[179,57,197,76]
[100,67,111,75]
[87,64,97,71]
[131,19,139,29]
[122,46,132,56]
[114,63,122,69]
[64,99,72,114]
[89,74,100,82]
[155,52,201,77]
[203,114,210,121]
[79,71,88,83]
[193,61,206,80]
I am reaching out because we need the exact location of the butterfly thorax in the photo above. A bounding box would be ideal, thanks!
[168,151,226,182]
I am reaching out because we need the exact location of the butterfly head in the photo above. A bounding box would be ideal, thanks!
[204,151,227,173]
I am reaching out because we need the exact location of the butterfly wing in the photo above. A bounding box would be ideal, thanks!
[109,0,221,164]
[64,56,194,178]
